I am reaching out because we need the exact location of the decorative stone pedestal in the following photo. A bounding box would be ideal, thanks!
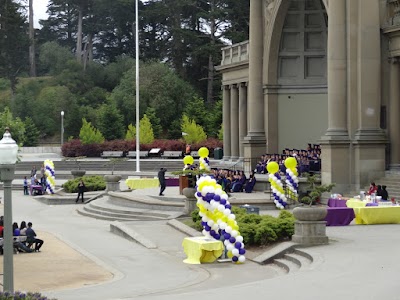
[183,187,197,215]
[104,175,122,192]
[292,206,329,246]
[71,170,86,178]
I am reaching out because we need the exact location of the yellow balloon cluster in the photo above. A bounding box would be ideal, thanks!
[195,176,246,263]
[198,147,210,171]
[44,159,56,194]
[284,157,299,201]
[267,162,287,209]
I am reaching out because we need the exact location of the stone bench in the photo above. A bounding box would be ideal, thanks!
[161,151,183,159]
[190,151,200,158]
[101,151,124,158]
[126,151,149,158]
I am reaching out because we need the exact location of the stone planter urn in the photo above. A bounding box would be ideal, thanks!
[183,187,197,215]
[291,206,328,246]
[71,169,86,178]
[104,175,122,192]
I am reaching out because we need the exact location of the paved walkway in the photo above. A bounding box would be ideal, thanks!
[1,187,397,300]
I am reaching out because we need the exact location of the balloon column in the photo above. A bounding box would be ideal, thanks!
[196,176,246,263]
[44,159,56,194]
[267,161,287,209]
[284,157,299,201]
[198,147,210,171]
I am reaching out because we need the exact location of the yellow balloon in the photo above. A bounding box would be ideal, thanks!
[284,157,297,169]
[267,162,279,174]
[198,147,209,158]
[183,155,194,165]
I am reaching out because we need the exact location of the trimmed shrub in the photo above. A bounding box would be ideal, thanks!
[62,176,106,193]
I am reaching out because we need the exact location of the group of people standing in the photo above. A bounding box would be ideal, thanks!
[367,182,389,201]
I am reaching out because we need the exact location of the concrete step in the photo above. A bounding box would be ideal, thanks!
[81,205,171,221]
[76,207,145,222]
[273,258,300,273]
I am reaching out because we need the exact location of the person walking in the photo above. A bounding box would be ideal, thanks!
[158,167,167,196]
[76,179,86,203]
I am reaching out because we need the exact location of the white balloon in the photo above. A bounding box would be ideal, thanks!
[215,188,223,195]
[224,209,231,216]
[226,244,234,251]
[202,216,209,222]
[221,193,228,201]
[219,222,227,230]
[238,255,246,263]
[217,219,222,225]
[207,220,214,227]
[231,230,238,237]
[225,226,232,233]
[228,214,236,220]
[224,240,229,246]
[210,200,216,206]
[202,230,207,236]
[232,248,239,256]
[218,205,225,212]
[236,236,243,243]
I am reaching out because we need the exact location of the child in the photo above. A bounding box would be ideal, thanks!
[23,176,29,195]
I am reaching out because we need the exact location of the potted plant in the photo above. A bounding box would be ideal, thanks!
[63,156,87,178]
[103,158,127,191]
[292,173,335,245]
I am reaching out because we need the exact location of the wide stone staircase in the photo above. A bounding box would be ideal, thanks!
[359,171,400,200]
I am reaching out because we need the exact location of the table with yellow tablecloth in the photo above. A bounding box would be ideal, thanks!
[125,178,159,189]
[346,199,377,208]
[182,236,224,264]
[354,206,400,224]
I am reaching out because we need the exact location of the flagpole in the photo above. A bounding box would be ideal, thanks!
[135,0,140,172]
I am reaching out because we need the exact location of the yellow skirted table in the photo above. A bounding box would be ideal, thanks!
[182,236,224,264]
[346,199,371,208]
[354,206,400,225]
[125,178,159,189]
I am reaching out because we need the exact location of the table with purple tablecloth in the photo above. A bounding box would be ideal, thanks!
[327,198,348,207]
[166,178,179,186]
[325,207,355,226]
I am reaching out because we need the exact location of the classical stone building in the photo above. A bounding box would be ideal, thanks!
[217,0,400,193]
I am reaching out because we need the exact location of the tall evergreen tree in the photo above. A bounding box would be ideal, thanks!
[0,0,29,96]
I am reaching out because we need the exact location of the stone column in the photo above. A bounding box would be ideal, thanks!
[320,0,350,193]
[230,84,239,161]
[244,0,266,171]
[353,0,387,188]
[239,83,247,160]
[324,0,348,138]
[222,85,231,161]
[389,58,400,166]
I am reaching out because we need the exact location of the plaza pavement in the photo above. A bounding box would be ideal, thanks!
[1,152,399,299]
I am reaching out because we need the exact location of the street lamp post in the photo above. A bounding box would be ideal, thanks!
[61,111,64,146]
[0,128,18,293]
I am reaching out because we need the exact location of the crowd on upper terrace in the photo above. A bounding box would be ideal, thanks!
[254,143,321,176]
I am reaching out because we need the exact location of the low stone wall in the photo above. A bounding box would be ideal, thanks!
[20,147,61,154]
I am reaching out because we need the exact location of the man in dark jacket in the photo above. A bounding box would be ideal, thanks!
[158,168,167,196]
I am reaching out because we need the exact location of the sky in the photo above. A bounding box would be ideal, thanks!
[33,0,50,28]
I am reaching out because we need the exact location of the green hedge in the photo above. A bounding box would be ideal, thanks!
[62,176,106,193]
[190,208,295,246]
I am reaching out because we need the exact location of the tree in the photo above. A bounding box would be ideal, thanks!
[23,117,40,146]
[144,106,162,138]
[96,102,124,140]
[139,114,154,144]
[29,0,36,77]
[79,118,104,144]
[181,114,207,144]
[39,41,74,75]
[124,114,155,144]
[0,0,29,95]
[0,107,26,145]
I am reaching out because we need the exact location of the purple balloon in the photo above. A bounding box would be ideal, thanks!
[224,233,231,240]
[201,221,207,227]
[214,234,220,240]
[229,237,236,243]
[205,225,211,231]
[235,242,242,249]
[225,204,232,209]
[196,192,202,197]
[239,248,246,255]
[213,195,221,202]
[210,230,216,236]
[232,256,238,262]
[220,199,227,205]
